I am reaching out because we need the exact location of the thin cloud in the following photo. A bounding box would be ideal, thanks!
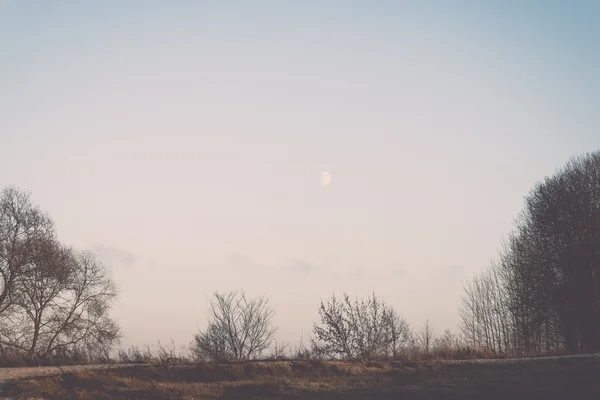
[227,253,260,270]
[91,243,138,268]
[285,259,314,273]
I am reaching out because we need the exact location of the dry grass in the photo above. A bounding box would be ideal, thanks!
[1,358,599,399]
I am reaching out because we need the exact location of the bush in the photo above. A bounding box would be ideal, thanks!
[312,293,412,361]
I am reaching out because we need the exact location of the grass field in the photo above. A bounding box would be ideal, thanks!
[1,358,599,399]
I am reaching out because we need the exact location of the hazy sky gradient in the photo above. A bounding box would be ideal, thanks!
[1,1,599,348]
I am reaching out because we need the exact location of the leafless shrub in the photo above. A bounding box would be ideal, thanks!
[117,345,154,364]
[156,340,177,366]
[312,292,412,361]
[432,329,460,359]
[116,340,191,366]
[192,290,277,363]
[289,334,314,360]
[268,340,290,360]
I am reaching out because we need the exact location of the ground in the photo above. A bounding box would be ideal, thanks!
[0,358,599,399]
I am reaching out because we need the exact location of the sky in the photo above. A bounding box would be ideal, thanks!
[1,1,599,350]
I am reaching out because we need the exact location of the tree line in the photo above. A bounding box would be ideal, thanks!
[2,150,599,365]
[459,151,600,356]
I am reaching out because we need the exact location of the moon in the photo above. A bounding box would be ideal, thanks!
[320,172,331,186]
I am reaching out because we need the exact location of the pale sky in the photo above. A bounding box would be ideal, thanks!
[1,1,599,350]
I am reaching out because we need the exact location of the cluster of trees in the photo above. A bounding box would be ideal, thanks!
[191,290,467,363]
[0,187,121,363]
[460,151,600,356]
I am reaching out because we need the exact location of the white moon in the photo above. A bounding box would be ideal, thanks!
[320,172,331,186]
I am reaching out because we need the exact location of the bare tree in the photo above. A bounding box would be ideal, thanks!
[418,319,436,354]
[192,290,277,362]
[0,187,55,317]
[312,295,354,360]
[459,262,516,357]
[0,186,122,363]
[312,292,410,361]
[384,308,412,359]
[0,246,121,360]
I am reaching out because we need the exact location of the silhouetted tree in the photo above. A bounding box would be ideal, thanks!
[418,319,436,354]
[460,151,600,355]
[0,245,121,359]
[0,186,121,362]
[312,292,410,361]
[192,290,277,362]
[385,308,413,358]
[0,187,55,317]
[520,152,600,352]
